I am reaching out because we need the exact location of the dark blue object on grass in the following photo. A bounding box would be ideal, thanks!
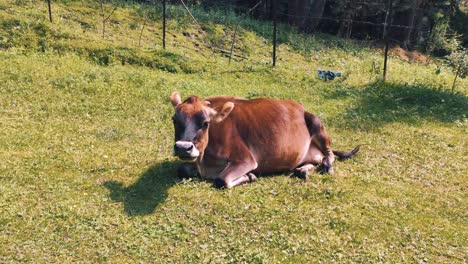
[317,69,342,81]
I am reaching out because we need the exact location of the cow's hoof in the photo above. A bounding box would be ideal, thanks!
[177,164,198,179]
[213,178,226,189]
[318,164,334,175]
[293,169,309,180]
[320,157,334,174]
[247,173,257,182]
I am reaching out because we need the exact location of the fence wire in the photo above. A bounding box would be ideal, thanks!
[136,0,431,80]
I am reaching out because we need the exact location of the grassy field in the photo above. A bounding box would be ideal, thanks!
[1,0,467,262]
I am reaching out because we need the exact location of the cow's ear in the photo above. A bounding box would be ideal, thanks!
[213,102,234,123]
[207,107,217,118]
[170,92,182,108]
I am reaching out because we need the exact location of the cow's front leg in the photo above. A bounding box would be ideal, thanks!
[215,159,258,189]
[225,172,258,188]
[294,163,316,180]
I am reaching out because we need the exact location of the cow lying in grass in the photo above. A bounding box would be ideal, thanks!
[169,92,360,188]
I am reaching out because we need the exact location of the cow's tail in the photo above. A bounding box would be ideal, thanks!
[333,145,361,161]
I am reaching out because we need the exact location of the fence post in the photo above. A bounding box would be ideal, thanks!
[47,0,52,23]
[272,0,277,66]
[162,0,166,49]
[383,0,393,81]
[451,64,462,93]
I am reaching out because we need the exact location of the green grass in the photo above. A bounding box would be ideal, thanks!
[1,0,467,262]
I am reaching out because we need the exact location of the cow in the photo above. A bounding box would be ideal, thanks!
[169,92,360,189]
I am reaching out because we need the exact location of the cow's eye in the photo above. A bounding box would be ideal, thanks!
[202,121,209,129]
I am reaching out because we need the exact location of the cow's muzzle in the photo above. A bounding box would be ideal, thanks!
[173,141,200,160]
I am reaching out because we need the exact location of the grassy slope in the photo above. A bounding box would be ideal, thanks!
[0,0,467,262]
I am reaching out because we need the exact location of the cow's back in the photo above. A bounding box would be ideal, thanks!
[206,97,311,174]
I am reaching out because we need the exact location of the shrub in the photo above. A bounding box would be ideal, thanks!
[446,48,467,92]
[425,17,461,55]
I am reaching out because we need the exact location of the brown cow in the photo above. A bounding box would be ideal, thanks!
[169,92,359,188]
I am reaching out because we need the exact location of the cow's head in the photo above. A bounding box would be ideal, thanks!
[169,92,234,161]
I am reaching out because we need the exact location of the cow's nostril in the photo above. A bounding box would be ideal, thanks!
[174,141,198,159]
[187,145,193,151]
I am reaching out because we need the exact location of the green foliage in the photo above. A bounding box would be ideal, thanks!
[0,19,50,50]
[446,48,468,91]
[425,17,461,54]
[86,48,202,73]
[446,48,468,78]
[203,23,229,49]
[451,5,468,46]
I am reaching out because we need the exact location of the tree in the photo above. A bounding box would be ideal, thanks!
[99,0,118,39]
[446,48,467,93]
[400,0,422,49]
[287,0,327,32]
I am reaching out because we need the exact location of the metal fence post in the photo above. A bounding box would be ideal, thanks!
[163,0,166,49]
[383,0,393,81]
[47,0,52,23]
[272,0,277,66]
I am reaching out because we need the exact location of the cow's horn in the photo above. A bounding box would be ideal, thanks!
[170,92,182,107]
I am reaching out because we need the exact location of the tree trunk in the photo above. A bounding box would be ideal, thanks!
[288,0,298,25]
[337,7,354,38]
[307,0,327,32]
[451,64,461,93]
[402,0,418,49]
[296,0,308,28]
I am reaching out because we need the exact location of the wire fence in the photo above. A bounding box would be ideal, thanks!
[165,0,427,80]
[45,0,430,81]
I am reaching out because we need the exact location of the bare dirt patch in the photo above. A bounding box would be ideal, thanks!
[390,45,431,64]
